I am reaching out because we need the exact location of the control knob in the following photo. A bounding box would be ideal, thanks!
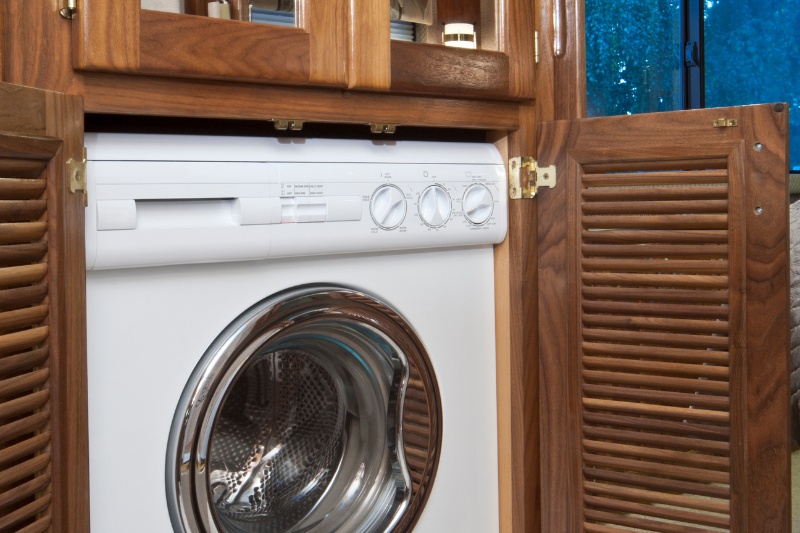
[418,185,451,228]
[370,184,406,230]
[462,184,494,225]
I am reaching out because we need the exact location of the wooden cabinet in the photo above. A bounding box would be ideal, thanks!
[71,0,536,99]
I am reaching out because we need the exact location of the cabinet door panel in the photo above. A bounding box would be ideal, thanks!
[0,83,88,532]
[74,0,347,87]
[537,104,790,532]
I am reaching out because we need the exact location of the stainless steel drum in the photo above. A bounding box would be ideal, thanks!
[167,286,441,533]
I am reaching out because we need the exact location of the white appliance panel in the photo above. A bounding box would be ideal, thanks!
[87,248,500,532]
[85,134,504,532]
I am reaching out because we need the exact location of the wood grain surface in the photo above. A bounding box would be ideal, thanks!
[138,10,311,83]
[536,104,790,532]
[79,73,521,130]
[493,103,539,533]
[306,0,348,85]
[501,0,537,98]
[74,0,139,72]
[0,82,87,533]
[45,86,87,533]
[437,0,481,25]
[348,0,391,90]
[390,41,509,98]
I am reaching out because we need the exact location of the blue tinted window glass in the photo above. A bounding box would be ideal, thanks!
[704,0,800,171]
[585,0,682,117]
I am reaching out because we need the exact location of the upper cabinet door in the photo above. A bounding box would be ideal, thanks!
[536,104,790,531]
[73,0,349,86]
[0,83,88,532]
[71,0,535,99]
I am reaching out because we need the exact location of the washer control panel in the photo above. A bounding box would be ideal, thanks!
[84,134,508,269]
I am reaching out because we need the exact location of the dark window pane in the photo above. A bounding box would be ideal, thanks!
[704,0,800,170]
[585,0,682,117]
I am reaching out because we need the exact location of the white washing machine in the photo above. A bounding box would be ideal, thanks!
[84,134,507,532]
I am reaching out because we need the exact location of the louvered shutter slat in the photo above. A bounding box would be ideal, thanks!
[583,442,729,470]
[0,493,52,531]
[0,348,48,376]
[582,199,728,215]
[582,384,728,410]
[0,433,50,468]
[582,169,729,185]
[583,467,730,499]
[583,341,729,362]
[0,223,47,246]
[0,412,50,447]
[0,245,48,269]
[582,315,729,335]
[0,473,51,510]
[584,504,727,532]
[583,214,729,230]
[0,200,47,222]
[0,306,49,335]
[0,265,48,291]
[582,185,729,202]
[582,272,728,289]
[0,179,46,200]
[582,229,729,244]
[583,454,729,484]
[582,357,729,380]
[13,515,51,533]
[0,391,49,422]
[583,411,730,440]
[582,426,729,454]
[582,243,728,259]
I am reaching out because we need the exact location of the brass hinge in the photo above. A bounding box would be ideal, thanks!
[67,149,88,206]
[272,119,304,131]
[713,118,738,128]
[369,123,398,134]
[508,157,557,199]
[60,0,77,19]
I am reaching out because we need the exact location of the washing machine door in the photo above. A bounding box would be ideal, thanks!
[167,286,441,533]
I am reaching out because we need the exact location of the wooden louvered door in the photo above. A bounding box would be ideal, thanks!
[0,83,88,532]
[537,104,790,532]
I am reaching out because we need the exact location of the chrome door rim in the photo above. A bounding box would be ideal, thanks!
[166,285,437,533]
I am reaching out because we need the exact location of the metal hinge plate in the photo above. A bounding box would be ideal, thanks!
[713,118,738,128]
[67,149,88,206]
[369,123,398,134]
[272,119,304,131]
[508,157,557,199]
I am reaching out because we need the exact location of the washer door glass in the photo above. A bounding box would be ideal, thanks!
[167,286,440,533]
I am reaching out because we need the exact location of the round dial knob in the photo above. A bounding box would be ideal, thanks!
[370,184,407,230]
[418,185,452,228]
[462,184,494,225]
